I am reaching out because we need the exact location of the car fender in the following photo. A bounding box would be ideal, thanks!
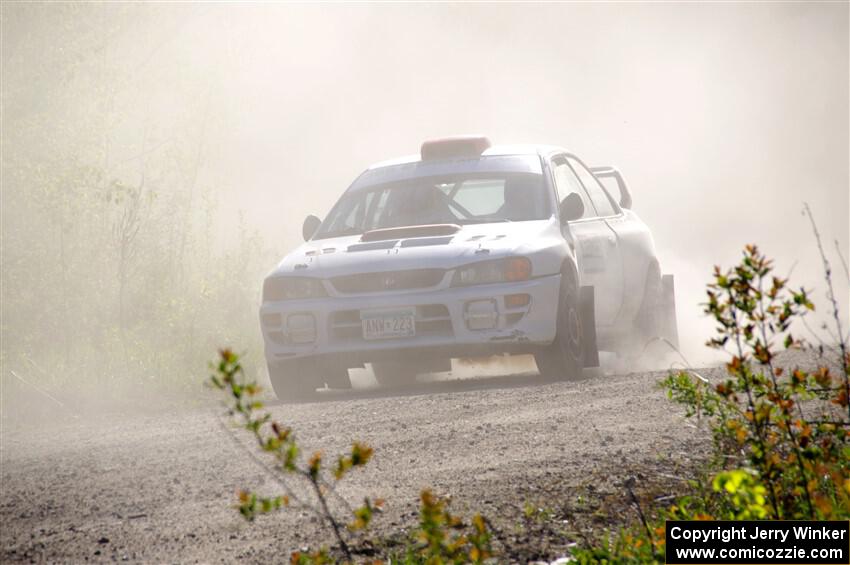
[610,209,659,323]
[579,285,600,367]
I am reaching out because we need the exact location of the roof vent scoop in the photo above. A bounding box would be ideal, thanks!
[420,135,491,161]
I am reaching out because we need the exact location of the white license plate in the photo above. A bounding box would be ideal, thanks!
[361,307,416,340]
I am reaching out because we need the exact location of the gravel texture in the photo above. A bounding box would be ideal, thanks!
[1,364,717,563]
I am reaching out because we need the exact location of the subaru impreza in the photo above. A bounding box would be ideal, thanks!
[260,136,677,400]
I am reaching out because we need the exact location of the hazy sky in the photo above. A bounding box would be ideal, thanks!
[4,2,848,362]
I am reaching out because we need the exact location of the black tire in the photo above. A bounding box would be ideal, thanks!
[535,274,584,381]
[371,361,419,387]
[267,359,323,401]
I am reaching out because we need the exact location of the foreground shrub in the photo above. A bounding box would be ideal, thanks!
[389,489,492,564]
[209,349,379,562]
[572,244,849,563]
[665,244,849,519]
[210,241,848,563]
[209,349,493,564]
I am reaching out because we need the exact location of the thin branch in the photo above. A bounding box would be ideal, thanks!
[725,280,782,518]
[799,316,831,351]
[7,370,77,418]
[481,516,513,555]
[317,474,356,518]
[308,474,352,561]
[834,239,850,283]
[756,274,814,517]
[213,412,319,519]
[624,477,659,559]
[803,202,849,420]
[111,136,174,167]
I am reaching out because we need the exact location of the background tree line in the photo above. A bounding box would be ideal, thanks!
[2,4,274,414]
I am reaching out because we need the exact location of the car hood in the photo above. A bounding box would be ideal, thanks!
[268,218,563,279]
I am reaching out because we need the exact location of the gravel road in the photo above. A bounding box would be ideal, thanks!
[1,360,713,563]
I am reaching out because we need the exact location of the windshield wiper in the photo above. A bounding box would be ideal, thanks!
[457,218,512,225]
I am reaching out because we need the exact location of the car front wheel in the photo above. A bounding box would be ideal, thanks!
[268,358,349,401]
[535,275,584,381]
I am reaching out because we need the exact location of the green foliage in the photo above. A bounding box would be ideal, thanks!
[389,490,492,565]
[210,349,495,563]
[573,245,850,562]
[290,549,332,565]
[677,244,849,520]
[208,349,379,563]
[711,469,768,520]
[570,524,666,564]
[209,244,847,563]
[522,502,554,523]
[2,152,271,404]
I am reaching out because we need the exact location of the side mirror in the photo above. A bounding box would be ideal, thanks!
[590,166,632,209]
[302,215,322,241]
[559,192,585,223]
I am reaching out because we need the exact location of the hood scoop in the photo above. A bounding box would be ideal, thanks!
[347,235,454,252]
[347,240,399,253]
[400,236,454,248]
[360,223,461,243]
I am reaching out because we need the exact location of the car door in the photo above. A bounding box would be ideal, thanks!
[550,154,624,327]
[586,165,656,323]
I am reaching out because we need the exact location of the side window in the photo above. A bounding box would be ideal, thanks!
[567,156,618,217]
[551,157,595,220]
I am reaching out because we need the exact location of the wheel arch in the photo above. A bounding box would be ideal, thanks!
[643,258,662,298]
[560,254,580,286]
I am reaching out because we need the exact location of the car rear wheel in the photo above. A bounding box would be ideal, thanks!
[535,275,584,381]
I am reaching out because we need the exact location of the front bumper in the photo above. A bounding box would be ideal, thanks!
[259,274,561,367]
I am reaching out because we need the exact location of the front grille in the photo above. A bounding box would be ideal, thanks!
[330,269,445,294]
[329,305,453,342]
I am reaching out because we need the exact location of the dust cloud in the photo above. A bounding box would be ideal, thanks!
[1,3,847,420]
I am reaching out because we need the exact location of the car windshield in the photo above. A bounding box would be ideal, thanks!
[315,172,549,239]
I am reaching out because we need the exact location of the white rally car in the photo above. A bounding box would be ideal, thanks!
[260,136,677,400]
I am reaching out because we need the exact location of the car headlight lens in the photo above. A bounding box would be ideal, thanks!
[451,257,532,287]
[262,276,328,302]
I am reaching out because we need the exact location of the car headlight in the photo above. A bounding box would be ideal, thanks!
[451,257,532,287]
[262,276,328,302]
